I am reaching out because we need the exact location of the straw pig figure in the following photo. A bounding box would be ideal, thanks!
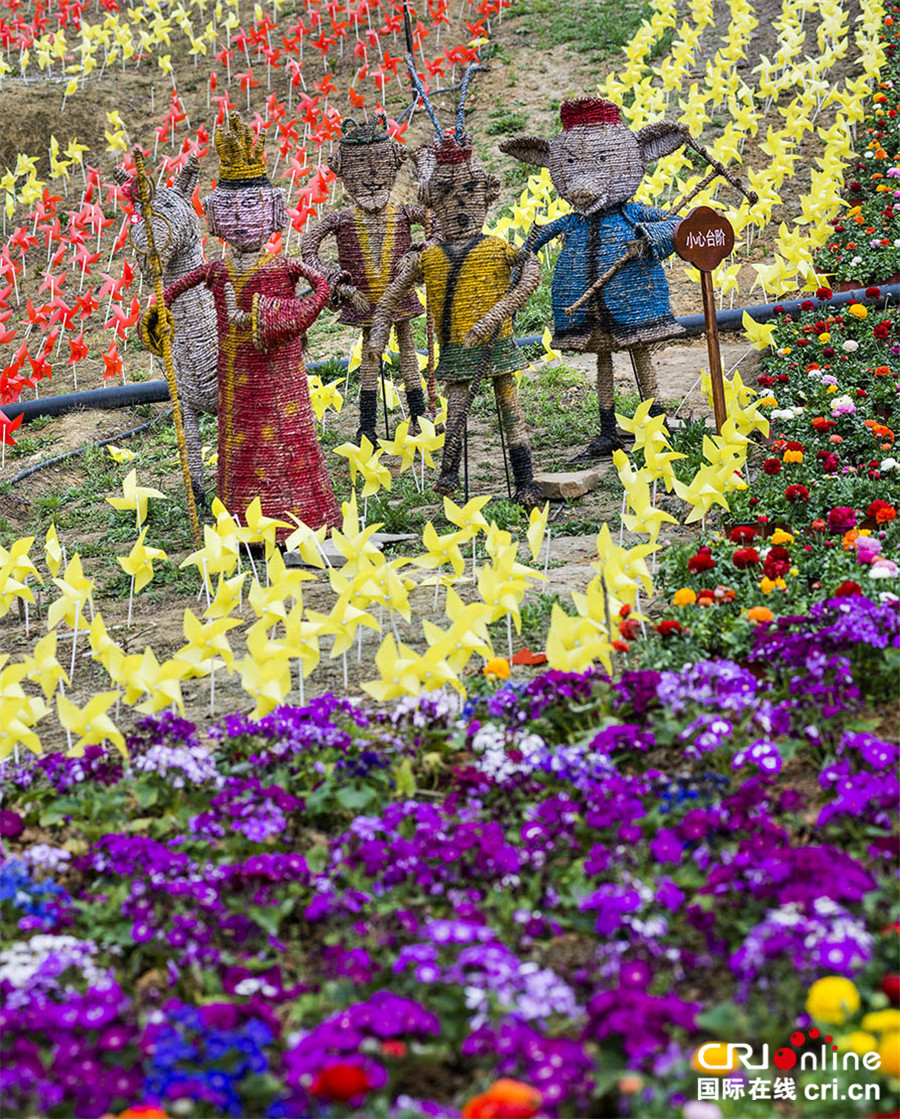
[501,98,689,460]
[369,135,544,509]
[302,115,430,447]
[127,156,218,506]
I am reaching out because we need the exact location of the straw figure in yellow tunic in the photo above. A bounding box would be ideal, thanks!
[153,116,340,538]
[301,114,429,447]
[369,135,543,508]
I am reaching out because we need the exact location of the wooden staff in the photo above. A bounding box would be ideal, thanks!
[132,150,202,548]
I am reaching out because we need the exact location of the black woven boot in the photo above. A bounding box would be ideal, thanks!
[406,384,427,433]
[356,389,379,449]
[570,407,624,462]
[509,444,546,510]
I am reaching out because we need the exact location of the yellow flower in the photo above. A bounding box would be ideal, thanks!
[789,566,799,576]
[862,1010,900,1034]
[770,530,794,545]
[758,396,778,406]
[818,332,831,343]
[783,449,803,463]
[483,656,511,680]
[878,1031,900,1078]
[826,384,839,393]
[760,576,786,595]
[746,605,774,623]
[838,1031,877,1055]
[847,304,868,320]
[690,1042,740,1075]
[673,588,697,606]
[806,977,861,1025]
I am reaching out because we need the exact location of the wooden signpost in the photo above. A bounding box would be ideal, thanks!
[674,205,735,434]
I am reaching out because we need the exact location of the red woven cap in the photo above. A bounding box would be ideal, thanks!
[560,98,622,129]
[434,134,473,164]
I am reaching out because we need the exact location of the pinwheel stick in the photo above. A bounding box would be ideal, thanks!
[132,150,202,548]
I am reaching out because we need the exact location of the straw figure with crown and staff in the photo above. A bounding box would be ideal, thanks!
[142,116,341,540]
[302,113,434,448]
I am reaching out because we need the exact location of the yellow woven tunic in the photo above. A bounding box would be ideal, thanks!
[421,235,522,380]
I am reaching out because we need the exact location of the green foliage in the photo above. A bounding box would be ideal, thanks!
[513,0,652,56]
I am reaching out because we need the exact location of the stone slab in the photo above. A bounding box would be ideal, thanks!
[534,469,602,500]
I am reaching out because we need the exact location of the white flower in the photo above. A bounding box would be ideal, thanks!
[880,457,897,471]
[842,339,858,352]
[852,255,863,265]
[864,151,874,159]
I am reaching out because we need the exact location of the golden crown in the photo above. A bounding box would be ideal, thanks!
[214,115,267,183]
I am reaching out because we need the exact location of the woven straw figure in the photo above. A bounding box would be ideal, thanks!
[501,99,689,460]
[156,116,339,538]
[370,136,544,509]
[301,116,429,446]
[128,156,218,506]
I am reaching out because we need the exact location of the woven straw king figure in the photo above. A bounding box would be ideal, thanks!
[501,98,689,460]
[301,115,430,446]
[157,116,340,538]
[369,135,544,509]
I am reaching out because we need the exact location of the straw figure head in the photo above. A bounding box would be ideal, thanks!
[329,114,407,213]
[204,115,286,251]
[415,133,500,240]
[500,98,688,216]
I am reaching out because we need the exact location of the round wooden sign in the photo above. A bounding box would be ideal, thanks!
[674,206,735,271]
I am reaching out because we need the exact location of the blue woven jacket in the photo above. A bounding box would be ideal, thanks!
[531,202,680,346]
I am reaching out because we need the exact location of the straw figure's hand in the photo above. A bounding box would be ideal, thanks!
[223,282,249,327]
[333,282,370,316]
[626,235,650,260]
[139,304,176,358]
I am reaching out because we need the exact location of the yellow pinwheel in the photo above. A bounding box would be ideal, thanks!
[443,494,491,541]
[673,464,733,523]
[236,625,293,719]
[621,471,679,539]
[284,604,322,703]
[413,522,467,578]
[544,604,613,674]
[44,524,64,578]
[526,502,550,563]
[204,571,248,619]
[178,608,241,676]
[118,529,167,598]
[56,691,125,756]
[742,310,778,350]
[239,497,290,561]
[120,647,186,715]
[106,469,166,531]
[284,519,330,569]
[361,634,422,702]
[24,632,69,701]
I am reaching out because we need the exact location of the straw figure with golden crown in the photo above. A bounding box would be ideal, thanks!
[145,116,340,539]
[301,113,432,447]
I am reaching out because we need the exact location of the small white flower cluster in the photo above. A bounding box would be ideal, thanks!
[22,844,72,873]
[130,744,222,789]
[770,406,805,421]
[0,935,111,1008]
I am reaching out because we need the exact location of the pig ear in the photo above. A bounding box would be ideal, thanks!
[499,136,551,168]
[636,121,689,163]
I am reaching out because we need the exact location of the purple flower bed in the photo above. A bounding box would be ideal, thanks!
[0,596,898,1118]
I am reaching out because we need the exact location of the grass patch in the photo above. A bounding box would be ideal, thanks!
[513,0,651,57]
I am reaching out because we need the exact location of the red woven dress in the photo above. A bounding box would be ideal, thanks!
[164,255,340,538]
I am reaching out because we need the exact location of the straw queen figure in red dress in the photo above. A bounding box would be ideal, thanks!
[155,116,341,538]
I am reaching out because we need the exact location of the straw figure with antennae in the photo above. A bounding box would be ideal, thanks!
[144,115,340,540]
[369,68,544,508]
[301,113,431,447]
[501,100,690,462]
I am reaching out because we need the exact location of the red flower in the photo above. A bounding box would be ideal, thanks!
[758,374,777,387]
[656,620,684,637]
[867,286,882,297]
[811,519,827,531]
[821,453,840,474]
[619,619,640,641]
[688,548,716,573]
[311,1062,373,1102]
[868,499,897,523]
[762,545,791,579]
[729,526,757,543]
[785,441,804,452]
[732,547,760,569]
[381,1040,408,1058]
[834,580,863,597]
[763,457,782,475]
[811,417,836,431]
[828,506,857,531]
[816,286,834,299]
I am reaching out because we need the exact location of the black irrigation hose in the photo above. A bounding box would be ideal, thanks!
[5,412,170,485]
[5,282,900,432]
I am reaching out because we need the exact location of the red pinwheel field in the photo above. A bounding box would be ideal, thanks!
[0,0,898,1117]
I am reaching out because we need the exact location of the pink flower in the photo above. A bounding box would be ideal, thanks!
[857,537,883,563]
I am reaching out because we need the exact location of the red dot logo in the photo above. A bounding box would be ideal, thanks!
[774,1048,798,1070]
[809,1028,820,1039]
[790,1031,806,1046]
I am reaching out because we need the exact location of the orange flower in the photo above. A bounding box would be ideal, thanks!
[843,529,861,550]
[672,588,697,607]
[483,656,511,680]
[746,606,774,624]
[875,365,891,376]
[102,1109,170,1119]
[462,1079,542,1119]
[783,449,803,463]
